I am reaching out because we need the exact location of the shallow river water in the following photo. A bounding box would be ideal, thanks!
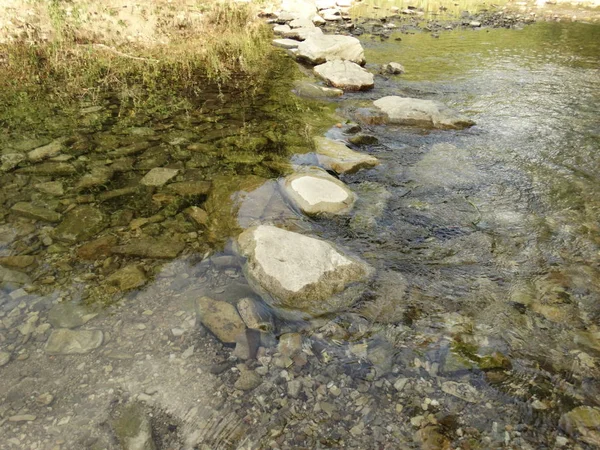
[1,18,599,450]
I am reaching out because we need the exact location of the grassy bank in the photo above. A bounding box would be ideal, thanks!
[0,0,277,130]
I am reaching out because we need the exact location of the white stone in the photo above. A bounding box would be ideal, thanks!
[297,34,365,65]
[313,136,379,174]
[316,0,337,9]
[283,169,356,215]
[282,26,323,40]
[140,168,179,186]
[273,24,291,34]
[314,60,374,91]
[312,14,326,25]
[373,96,475,129]
[272,38,300,49]
[382,62,405,74]
[237,225,373,316]
[289,17,315,28]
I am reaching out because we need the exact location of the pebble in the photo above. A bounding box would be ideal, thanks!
[0,351,10,366]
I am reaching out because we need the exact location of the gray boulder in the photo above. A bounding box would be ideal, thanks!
[314,60,374,91]
[237,225,374,317]
[297,34,365,65]
[373,96,475,129]
[313,136,379,174]
[282,168,356,215]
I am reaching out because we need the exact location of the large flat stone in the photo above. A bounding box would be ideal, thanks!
[313,136,379,174]
[373,96,475,129]
[45,329,104,355]
[314,60,374,91]
[10,202,61,223]
[282,169,356,215]
[282,26,323,41]
[297,34,365,65]
[54,205,107,243]
[237,225,374,317]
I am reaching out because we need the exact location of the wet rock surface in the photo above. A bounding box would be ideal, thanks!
[237,225,373,316]
[312,136,379,173]
[314,60,375,91]
[296,34,366,65]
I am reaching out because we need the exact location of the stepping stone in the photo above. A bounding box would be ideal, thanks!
[273,38,300,49]
[314,60,374,91]
[373,96,475,129]
[282,26,323,41]
[313,136,379,174]
[237,225,374,317]
[282,169,356,215]
[289,17,315,28]
[296,34,365,65]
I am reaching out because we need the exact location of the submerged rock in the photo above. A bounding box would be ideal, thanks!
[1,153,26,172]
[48,303,97,329]
[373,96,475,129]
[282,169,356,215]
[140,167,178,186]
[314,60,374,91]
[313,136,379,174]
[17,162,77,176]
[54,205,107,243]
[195,296,247,343]
[107,265,148,291]
[27,139,64,162]
[560,406,600,447]
[349,181,391,232]
[112,237,185,259]
[236,297,274,332]
[441,381,480,403]
[293,81,343,98]
[237,225,374,316]
[45,329,104,355]
[10,202,61,223]
[297,34,366,65]
[113,402,157,450]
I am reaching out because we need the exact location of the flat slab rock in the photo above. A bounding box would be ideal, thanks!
[296,34,365,65]
[314,136,379,174]
[293,81,343,98]
[237,225,374,317]
[373,96,475,129]
[195,296,246,343]
[282,169,356,215]
[314,60,374,91]
[45,329,104,355]
[272,38,300,49]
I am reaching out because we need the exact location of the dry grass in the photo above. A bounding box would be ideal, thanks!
[0,0,275,120]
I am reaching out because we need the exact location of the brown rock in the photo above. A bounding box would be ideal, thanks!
[76,236,118,260]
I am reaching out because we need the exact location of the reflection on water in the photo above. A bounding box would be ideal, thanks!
[1,20,600,449]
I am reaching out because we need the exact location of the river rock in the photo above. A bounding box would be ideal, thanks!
[166,180,212,196]
[234,368,262,391]
[184,206,209,227]
[273,38,300,49]
[10,202,61,222]
[0,352,10,366]
[289,17,315,28]
[0,266,31,285]
[107,265,148,291]
[75,167,114,191]
[560,406,600,447]
[140,168,178,186]
[48,303,97,329]
[382,62,405,74]
[313,136,379,174]
[17,162,77,176]
[441,381,480,403]
[237,225,374,316]
[113,403,157,450]
[54,205,107,243]
[76,235,117,259]
[112,237,185,259]
[34,181,64,196]
[293,81,343,98]
[28,139,64,162]
[282,169,356,215]
[195,296,247,343]
[236,297,274,332]
[283,26,323,41]
[1,153,25,172]
[373,96,475,129]
[314,60,374,91]
[297,34,365,65]
[0,255,36,271]
[45,329,104,355]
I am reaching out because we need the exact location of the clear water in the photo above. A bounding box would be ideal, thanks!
[1,20,599,449]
